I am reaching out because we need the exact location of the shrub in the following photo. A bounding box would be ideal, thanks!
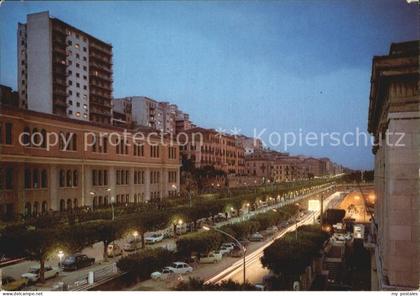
[176,277,258,291]
[116,248,174,281]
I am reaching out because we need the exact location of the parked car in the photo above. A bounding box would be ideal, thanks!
[200,251,223,263]
[150,267,175,280]
[62,254,95,271]
[249,232,264,242]
[266,226,279,234]
[107,242,122,257]
[145,233,164,244]
[2,276,28,290]
[123,238,141,252]
[221,242,236,251]
[166,262,193,274]
[218,245,232,256]
[21,265,59,283]
[230,246,245,258]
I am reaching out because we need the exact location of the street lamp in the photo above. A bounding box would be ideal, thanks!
[57,250,64,268]
[203,225,246,284]
[110,196,115,221]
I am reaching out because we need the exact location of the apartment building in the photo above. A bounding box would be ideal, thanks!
[18,11,113,124]
[175,110,193,133]
[367,41,419,289]
[0,106,180,221]
[236,135,263,155]
[179,127,245,175]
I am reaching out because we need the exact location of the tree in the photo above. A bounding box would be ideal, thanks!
[176,230,222,258]
[117,248,174,282]
[136,210,169,248]
[0,227,62,283]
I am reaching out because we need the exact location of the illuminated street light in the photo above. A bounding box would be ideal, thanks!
[133,231,139,238]
[57,250,64,268]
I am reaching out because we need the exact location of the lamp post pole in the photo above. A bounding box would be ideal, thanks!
[203,226,246,284]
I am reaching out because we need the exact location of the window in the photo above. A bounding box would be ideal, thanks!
[33,169,39,188]
[24,168,31,188]
[76,53,80,59]
[5,123,12,144]
[76,63,80,68]
[73,170,78,187]
[83,66,87,71]
[150,145,160,158]
[83,47,87,52]
[168,146,177,159]
[66,170,72,187]
[76,72,80,78]
[75,43,80,49]
[59,170,65,187]
[41,169,47,188]
[69,100,73,105]
[67,40,72,46]
[76,102,80,107]
[68,80,73,85]
[76,82,80,88]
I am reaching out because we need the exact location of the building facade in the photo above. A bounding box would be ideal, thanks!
[367,41,419,289]
[0,107,180,221]
[179,127,245,175]
[18,11,113,124]
[0,84,19,107]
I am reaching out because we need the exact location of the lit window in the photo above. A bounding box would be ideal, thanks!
[83,104,87,109]
[83,113,88,118]
[75,43,80,49]
[76,112,80,117]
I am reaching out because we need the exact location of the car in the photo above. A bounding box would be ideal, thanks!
[150,267,175,280]
[107,242,122,257]
[166,262,193,274]
[21,265,59,283]
[221,242,236,251]
[218,245,232,256]
[62,254,95,271]
[230,246,245,258]
[1,276,28,291]
[249,232,264,242]
[200,251,223,263]
[123,238,141,252]
[145,233,164,244]
[266,226,279,234]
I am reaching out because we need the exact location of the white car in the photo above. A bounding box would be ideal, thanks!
[167,262,193,274]
[221,243,236,251]
[21,265,59,283]
[150,267,175,280]
[200,251,223,263]
[219,246,232,256]
[145,233,164,244]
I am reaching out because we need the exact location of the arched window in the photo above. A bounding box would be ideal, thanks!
[73,170,78,187]
[33,202,39,215]
[41,129,47,148]
[93,196,97,208]
[59,170,65,187]
[33,168,39,188]
[73,199,78,209]
[23,127,31,146]
[41,169,48,188]
[134,193,138,204]
[67,199,72,210]
[66,170,72,187]
[60,199,66,211]
[42,201,48,213]
[25,202,31,216]
[32,128,40,147]
[24,168,31,188]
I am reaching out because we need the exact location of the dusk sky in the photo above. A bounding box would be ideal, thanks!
[0,0,417,170]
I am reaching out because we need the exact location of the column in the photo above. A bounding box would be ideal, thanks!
[129,167,135,202]
[144,168,151,201]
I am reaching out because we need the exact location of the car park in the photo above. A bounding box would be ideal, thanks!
[62,254,95,271]
[200,251,223,263]
[2,276,28,291]
[150,267,175,280]
[21,265,59,283]
[107,242,122,257]
[249,232,264,242]
[167,262,193,274]
[145,233,164,244]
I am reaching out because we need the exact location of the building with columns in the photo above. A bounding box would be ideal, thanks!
[0,106,180,220]
[367,40,419,289]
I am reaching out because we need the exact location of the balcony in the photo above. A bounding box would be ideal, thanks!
[90,107,111,117]
[89,62,112,74]
[89,42,112,56]
[89,72,112,83]
[91,80,112,92]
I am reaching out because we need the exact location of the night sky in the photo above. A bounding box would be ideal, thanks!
[1,0,417,169]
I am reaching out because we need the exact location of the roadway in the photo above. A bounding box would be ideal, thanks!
[205,191,344,285]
